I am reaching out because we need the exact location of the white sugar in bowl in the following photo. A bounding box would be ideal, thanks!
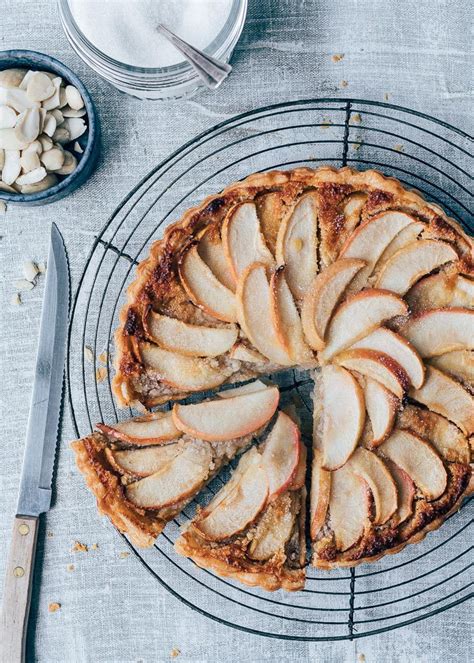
[59,0,247,100]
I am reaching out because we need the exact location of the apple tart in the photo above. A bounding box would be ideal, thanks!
[73,165,473,585]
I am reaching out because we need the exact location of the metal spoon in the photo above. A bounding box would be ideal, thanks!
[156,23,232,90]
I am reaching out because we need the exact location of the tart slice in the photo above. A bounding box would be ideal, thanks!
[72,385,279,547]
[175,412,306,591]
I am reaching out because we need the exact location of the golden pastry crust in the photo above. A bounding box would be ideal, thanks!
[113,166,473,409]
[175,489,306,592]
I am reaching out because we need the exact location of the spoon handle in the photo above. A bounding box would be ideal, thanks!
[157,23,232,90]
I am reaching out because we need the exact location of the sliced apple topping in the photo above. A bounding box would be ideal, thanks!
[380,429,447,501]
[197,226,235,291]
[236,262,293,365]
[140,342,230,391]
[172,386,279,441]
[310,449,331,540]
[406,272,474,313]
[194,459,268,541]
[248,492,296,561]
[329,464,371,551]
[290,440,307,490]
[375,240,458,295]
[384,459,415,525]
[320,365,365,470]
[275,192,318,301]
[179,244,237,322]
[106,444,181,478]
[255,191,284,255]
[430,350,474,386]
[335,349,410,399]
[301,258,366,351]
[126,440,212,509]
[351,327,425,388]
[261,411,301,499]
[339,210,418,290]
[347,448,398,524]
[145,311,238,358]
[228,342,267,364]
[398,404,470,464]
[362,378,399,447]
[217,379,272,399]
[320,289,408,362]
[222,202,274,283]
[375,221,425,271]
[96,411,180,445]
[409,366,474,436]
[401,308,474,357]
[269,268,314,364]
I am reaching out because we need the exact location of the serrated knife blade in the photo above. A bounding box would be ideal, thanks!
[1,223,69,663]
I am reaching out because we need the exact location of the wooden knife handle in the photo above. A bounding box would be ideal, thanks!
[0,516,39,663]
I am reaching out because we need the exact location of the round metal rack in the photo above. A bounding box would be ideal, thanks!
[67,99,473,640]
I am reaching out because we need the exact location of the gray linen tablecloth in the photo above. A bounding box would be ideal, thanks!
[1,1,472,661]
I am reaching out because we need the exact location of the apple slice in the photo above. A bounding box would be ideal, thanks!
[347,448,398,524]
[96,411,180,445]
[217,380,272,399]
[410,366,474,436]
[140,342,231,391]
[329,464,371,551]
[236,262,293,365]
[269,268,314,363]
[406,272,474,313]
[430,350,474,385]
[275,192,318,301]
[380,429,447,500]
[198,226,235,291]
[248,492,297,561]
[229,342,267,364]
[310,449,331,540]
[320,289,408,362]
[179,244,237,322]
[384,459,415,525]
[222,202,274,283]
[194,461,268,541]
[375,240,458,295]
[301,258,366,350]
[106,444,181,478]
[363,378,399,447]
[125,441,212,508]
[339,210,418,290]
[172,386,279,441]
[401,308,474,357]
[145,311,238,357]
[351,327,425,388]
[261,411,301,499]
[320,365,365,470]
[398,404,470,464]
[255,191,284,254]
[290,440,307,490]
[375,221,425,270]
[335,349,410,399]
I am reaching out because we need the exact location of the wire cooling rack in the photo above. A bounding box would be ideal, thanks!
[67,99,473,641]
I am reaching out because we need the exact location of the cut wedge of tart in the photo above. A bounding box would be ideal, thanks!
[175,412,306,591]
[72,387,279,548]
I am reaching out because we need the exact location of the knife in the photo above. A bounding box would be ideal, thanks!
[0,223,70,663]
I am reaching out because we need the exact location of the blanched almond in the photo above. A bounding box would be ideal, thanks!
[42,113,57,138]
[39,134,53,151]
[26,72,55,102]
[56,150,77,175]
[0,128,29,150]
[62,106,87,118]
[0,105,17,129]
[20,150,41,172]
[41,147,65,171]
[19,173,57,193]
[42,77,62,111]
[0,68,26,89]
[62,117,86,141]
[14,107,40,143]
[16,167,47,186]
[2,149,21,185]
[52,126,70,144]
[65,85,84,110]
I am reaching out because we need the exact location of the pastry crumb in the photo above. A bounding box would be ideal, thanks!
[331,53,344,62]
[67,564,75,572]
[90,543,99,550]
[98,350,108,364]
[0,201,6,213]
[47,531,54,538]
[48,602,61,613]
[352,113,362,124]
[384,92,390,101]
[320,119,332,129]
[394,144,405,152]
[358,655,366,663]
[352,140,363,151]
[340,80,348,88]
[170,648,181,658]
[84,346,94,363]
[119,551,130,559]
[96,366,107,383]
[72,541,88,553]
[11,293,21,305]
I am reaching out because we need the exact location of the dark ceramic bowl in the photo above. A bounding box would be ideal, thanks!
[0,50,100,205]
